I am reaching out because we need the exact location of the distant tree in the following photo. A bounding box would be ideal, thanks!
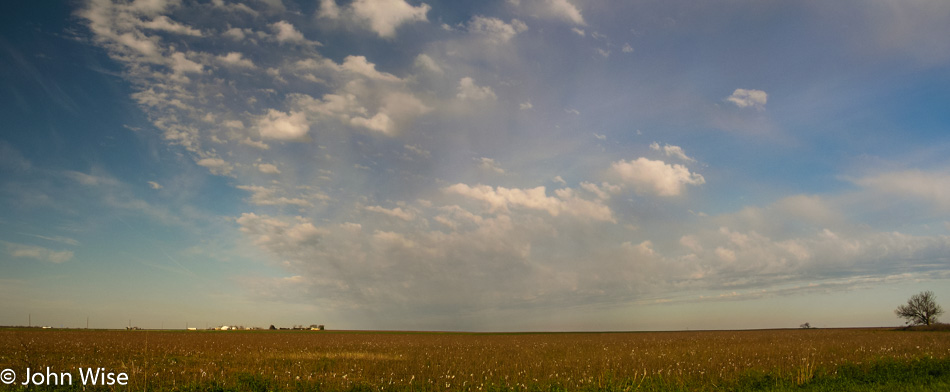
[800,322,811,329]
[269,324,276,330]
[895,291,944,326]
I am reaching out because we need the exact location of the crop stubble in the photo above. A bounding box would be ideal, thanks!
[1,328,948,390]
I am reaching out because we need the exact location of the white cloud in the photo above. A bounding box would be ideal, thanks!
[339,55,401,82]
[222,27,247,40]
[572,27,585,36]
[457,77,496,101]
[117,32,161,57]
[271,21,314,44]
[622,43,633,53]
[5,242,74,263]
[444,183,613,221]
[676,220,950,291]
[141,15,202,36]
[679,235,702,252]
[237,213,328,252]
[124,0,177,16]
[593,133,606,140]
[727,88,768,110]
[413,54,443,74]
[212,0,258,15]
[257,163,280,174]
[257,109,310,141]
[349,0,431,38]
[147,181,163,189]
[580,181,620,200]
[468,16,527,43]
[477,157,506,174]
[342,91,429,136]
[318,0,341,19]
[519,101,533,110]
[217,52,256,68]
[611,157,705,196]
[350,112,395,134]
[650,142,696,162]
[196,157,233,175]
[383,92,430,121]
[853,170,950,211]
[65,171,118,187]
[169,51,203,74]
[512,0,585,25]
[715,246,737,263]
[237,185,311,207]
[241,138,270,150]
[365,205,415,221]
[404,144,430,158]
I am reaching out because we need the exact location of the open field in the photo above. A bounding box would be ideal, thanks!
[1,328,949,391]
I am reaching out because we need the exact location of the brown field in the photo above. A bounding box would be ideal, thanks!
[1,328,949,391]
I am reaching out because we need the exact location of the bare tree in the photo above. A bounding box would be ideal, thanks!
[895,291,944,326]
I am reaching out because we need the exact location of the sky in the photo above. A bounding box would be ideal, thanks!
[1,0,949,331]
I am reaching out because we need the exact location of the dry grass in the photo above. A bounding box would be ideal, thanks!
[1,328,948,390]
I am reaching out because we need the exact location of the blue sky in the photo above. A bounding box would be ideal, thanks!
[2,0,949,331]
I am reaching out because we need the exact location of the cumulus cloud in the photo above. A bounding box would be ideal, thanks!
[339,55,401,82]
[611,157,705,196]
[675,223,950,290]
[169,51,203,74]
[222,27,247,40]
[350,112,395,134]
[477,157,506,174]
[320,0,430,38]
[579,181,621,200]
[77,0,950,330]
[365,205,415,221]
[257,110,310,141]
[141,15,202,36]
[512,0,585,25]
[257,163,280,174]
[271,21,308,44]
[196,157,233,175]
[237,185,311,207]
[237,213,328,252]
[650,142,696,162]
[468,15,528,43]
[727,88,768,110]
[217,52,255,68]
[147,181,163,189]
[457,77,496,101]
[318,0,341,19]
[444,183,613,222]
[234,199,683,324]
[413,53,443,74]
